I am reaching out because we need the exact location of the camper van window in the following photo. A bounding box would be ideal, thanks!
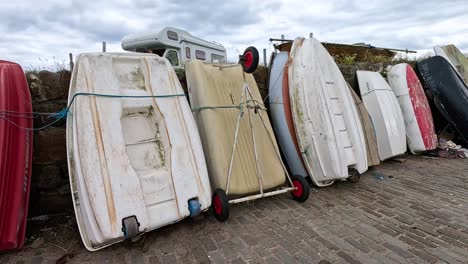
[185,47,191,59]
[195,50,206,60]
[211,54,225,63]
[154,49,165,56]
[167,30,178,41]
[166,50,179,66]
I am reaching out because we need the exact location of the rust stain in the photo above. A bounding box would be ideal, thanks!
[297,37,305,47]
[92,103,117,232]
[168,69,206,196]
[85,72,118,233]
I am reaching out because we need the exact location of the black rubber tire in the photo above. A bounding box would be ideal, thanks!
[212,188,230,222]
[290,175,310,202]
[122,217,139,239]
[242,46,259,73]
[347,169,360,183]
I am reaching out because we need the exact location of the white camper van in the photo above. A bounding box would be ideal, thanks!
[121,27,227,69]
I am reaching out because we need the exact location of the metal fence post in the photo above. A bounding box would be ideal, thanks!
[263,48,267,67]
[102,42,107,52]
[69,53,74,71]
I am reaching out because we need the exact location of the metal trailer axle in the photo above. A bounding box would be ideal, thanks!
[228,187,296,204]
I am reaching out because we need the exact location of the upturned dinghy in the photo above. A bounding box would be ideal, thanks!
[416,56,468,145]
[0,61,33,252]
[288,37,368,187]
[66,53,211,251]
[268,51,308,178]
[357,71,406,160]
[387,63,437,153]
[186,58,309,221]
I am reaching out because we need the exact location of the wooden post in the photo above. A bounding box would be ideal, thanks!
[69,53,74,71]
[263,48,267,67]
[309,32,313,38]
[102,41,107,52]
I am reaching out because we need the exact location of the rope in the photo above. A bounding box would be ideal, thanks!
[0,92,186,131]
[0,115,66,131]
[191,99,267,113]
[0,110,62,117]
[66,92,186,110]
[263,65,285,103]
[191,105,241,112]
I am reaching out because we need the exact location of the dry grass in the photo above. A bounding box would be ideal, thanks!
[25,57,68,73]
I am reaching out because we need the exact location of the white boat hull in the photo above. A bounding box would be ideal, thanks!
[288,37,368,187]
[66,53,211,251]
[357,71,406,160]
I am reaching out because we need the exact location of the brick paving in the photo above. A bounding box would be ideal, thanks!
[1,155,468,263]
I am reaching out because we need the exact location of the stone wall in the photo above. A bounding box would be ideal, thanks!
[338,62,395,93]
[27,70,73,216]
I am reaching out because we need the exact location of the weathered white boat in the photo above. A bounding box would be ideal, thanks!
[357,71,406,160]
[434,44,468,84]
[387,63,437,154]
[66,53,211,251]
[268,51,308,178]
[288,37,368,187]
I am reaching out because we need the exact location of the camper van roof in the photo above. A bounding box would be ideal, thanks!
[121,27,226,52]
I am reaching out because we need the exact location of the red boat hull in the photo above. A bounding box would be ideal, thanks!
[406,65,437,150]
[0,60,33,251]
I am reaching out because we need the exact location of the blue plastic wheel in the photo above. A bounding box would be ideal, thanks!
[188,198,201,217]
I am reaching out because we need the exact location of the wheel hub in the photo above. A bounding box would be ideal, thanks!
[292,180,303,197]
[213,195,222,215]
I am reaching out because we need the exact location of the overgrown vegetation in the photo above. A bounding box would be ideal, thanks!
[340,54,357,65]
[25,57,68,73]
[334,50,435,67]
[365,54,390,64]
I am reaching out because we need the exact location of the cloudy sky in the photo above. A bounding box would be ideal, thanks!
[1,0,467,70]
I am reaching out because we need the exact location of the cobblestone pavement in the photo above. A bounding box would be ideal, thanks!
[1,155,468,264]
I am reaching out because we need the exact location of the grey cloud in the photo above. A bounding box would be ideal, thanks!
[0,0,467,68]
[290,0,468,51]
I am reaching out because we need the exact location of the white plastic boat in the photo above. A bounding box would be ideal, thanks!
[288,37,368,187]
[66,53,211,251]
[387,63,437,154]
[268,51,308,178]
[357,70,406,160]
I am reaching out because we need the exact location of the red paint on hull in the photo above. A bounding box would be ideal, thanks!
[406,65,437,150]
[0,60,33,252]
[282,61,306,167]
